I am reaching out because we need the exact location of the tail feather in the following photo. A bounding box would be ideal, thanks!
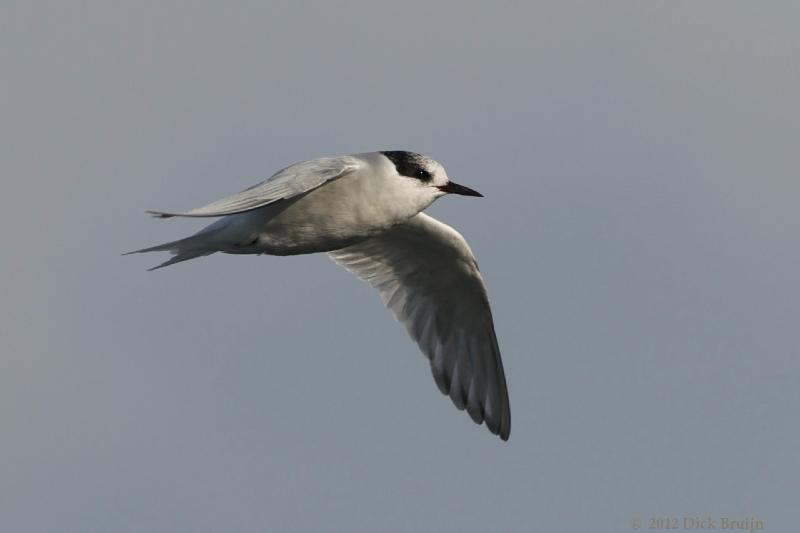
[145,249,215,271]
[122,237,191,255]
[125,220,228,270]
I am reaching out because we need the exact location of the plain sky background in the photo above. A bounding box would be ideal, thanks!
[2,2,798,532]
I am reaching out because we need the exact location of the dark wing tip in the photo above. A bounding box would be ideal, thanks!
[499,426,510,441]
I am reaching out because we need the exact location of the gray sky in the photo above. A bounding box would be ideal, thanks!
[2,2,798,532]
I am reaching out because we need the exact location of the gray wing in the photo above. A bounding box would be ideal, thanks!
[329,213,511,440]
[147,156,362,218]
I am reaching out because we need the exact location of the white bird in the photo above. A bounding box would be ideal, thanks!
[127,151,511,440]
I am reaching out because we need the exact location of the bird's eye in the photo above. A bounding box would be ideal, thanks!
[416,168,432,181]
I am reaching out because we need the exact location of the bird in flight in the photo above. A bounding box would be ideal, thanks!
[127,151,511,440]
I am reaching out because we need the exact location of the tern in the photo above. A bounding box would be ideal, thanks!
[127,151,511,440]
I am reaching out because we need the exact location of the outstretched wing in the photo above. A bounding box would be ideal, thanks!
[329,213,511,440]
[147,156,362,218]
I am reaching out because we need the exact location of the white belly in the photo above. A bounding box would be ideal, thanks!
[218,172,427,256]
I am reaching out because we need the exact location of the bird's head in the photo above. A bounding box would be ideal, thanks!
[380,151,482,207]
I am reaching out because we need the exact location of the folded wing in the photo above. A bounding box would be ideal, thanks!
[329,213,511,440]
[147,156,362,218]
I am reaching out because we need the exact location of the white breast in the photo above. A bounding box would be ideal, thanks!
[242,154,435,255]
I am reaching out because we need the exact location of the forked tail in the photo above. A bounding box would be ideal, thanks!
[124,220,228,270]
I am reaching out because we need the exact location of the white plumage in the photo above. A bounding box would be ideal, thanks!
[128,151,511,440]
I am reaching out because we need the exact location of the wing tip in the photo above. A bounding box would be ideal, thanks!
[486,414,511,441]
[145,210,176,219]
[483,396,511,441]
[498,425,510,441]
